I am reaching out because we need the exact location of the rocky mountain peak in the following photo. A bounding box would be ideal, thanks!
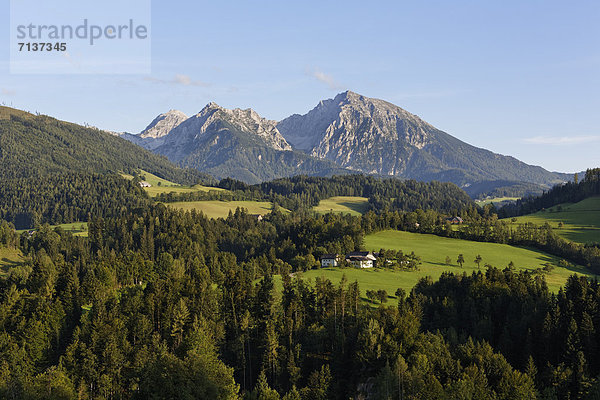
[140,110,188,139]
[154,102,292,156]
[278,91,433,160]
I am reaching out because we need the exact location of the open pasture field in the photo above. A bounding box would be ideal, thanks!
[0,247,25,277]
[122,170,226,197]
[167,200,282,219]
[505,196,600,244]
[277,230,598,305]
[312,196,370,216]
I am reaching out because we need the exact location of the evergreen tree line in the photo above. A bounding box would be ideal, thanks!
[0,173,152,230]
[0,220,18,248]
[414,269,600,399]
[157,174,474,214]
[500,168,600,217]
[1,215,570,399]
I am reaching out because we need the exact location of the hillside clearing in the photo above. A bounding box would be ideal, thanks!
[312,196,370,216]
[0,247,25,277]
[167,200,285,219]
[476,197,520,206]
[504,196,600,244]
[122,170,226,197]
[363,230,596,293]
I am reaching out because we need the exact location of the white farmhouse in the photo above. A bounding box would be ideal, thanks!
[320,254,339,268]
[346,251,376,268]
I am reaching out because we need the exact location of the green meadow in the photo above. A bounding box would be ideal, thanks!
[167,200,284,219]
[312,196,370,216]
[122,170,226,197]
[0,247,25,277]
[17,222,89,237]
[475,197,520,206]
[505,196,600,244]
[277,230,598,305]
[363,230,596,293]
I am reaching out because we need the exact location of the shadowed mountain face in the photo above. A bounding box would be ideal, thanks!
[277,91,572,187]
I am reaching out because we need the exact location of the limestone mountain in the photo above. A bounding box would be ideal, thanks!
[125,103,348,183]
[141,110,188,139]
[278,91,572,188]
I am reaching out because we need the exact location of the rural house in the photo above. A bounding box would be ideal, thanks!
[346,251,377,268]
[446,216,463,224]
[320,254,339,267]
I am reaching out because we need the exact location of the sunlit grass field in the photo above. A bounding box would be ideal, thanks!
[504,196,600,244]
[17,222,89,237]
[475,197,520,206]
[273,230,598,305]
[122,170,227,197]
[0,247,25,277]
[312,196,370,216]
[167,200,285,219]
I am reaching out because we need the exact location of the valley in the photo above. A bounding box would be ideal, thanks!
[0,103,597,400]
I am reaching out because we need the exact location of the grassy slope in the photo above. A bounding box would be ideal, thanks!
[123,170,226,197]
[475,197,520,206]
[167,200,282,219]
[363,230,596,293]
[17,222,89,237]
[0,247,25,276]
[281,230,598,305]
[505,196,600,244]
[54,222,89,237]
[312,196,370,216]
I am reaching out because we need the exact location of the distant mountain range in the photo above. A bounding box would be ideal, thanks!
[119,102,349,184]
[118,91,573,195]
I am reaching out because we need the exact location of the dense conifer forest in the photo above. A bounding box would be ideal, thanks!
[0,174,599,398]
[1,108,600,398]
[500,168,600,217]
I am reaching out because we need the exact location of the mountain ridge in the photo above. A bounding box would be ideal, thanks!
[277,90,572,187]
[117,91,574,193]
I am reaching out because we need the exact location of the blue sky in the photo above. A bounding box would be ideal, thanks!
[1,0,598,173]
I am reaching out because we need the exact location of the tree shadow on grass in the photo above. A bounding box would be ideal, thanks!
[338,201,370,215]
[1,257,22,267]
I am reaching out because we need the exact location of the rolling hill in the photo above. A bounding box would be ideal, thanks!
[0,106,208,184]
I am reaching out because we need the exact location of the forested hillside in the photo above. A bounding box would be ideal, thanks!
[501,168,600,217]
[0,204,599,399]
[0,173,151,229]
[158,174,475,215]
[0,107,212,229]
[0,107,208,184]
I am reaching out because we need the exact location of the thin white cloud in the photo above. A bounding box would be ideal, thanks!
[1,88,16,96]
[522,135,600,145]
[144,74,208,87]
[305,67,343,90]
